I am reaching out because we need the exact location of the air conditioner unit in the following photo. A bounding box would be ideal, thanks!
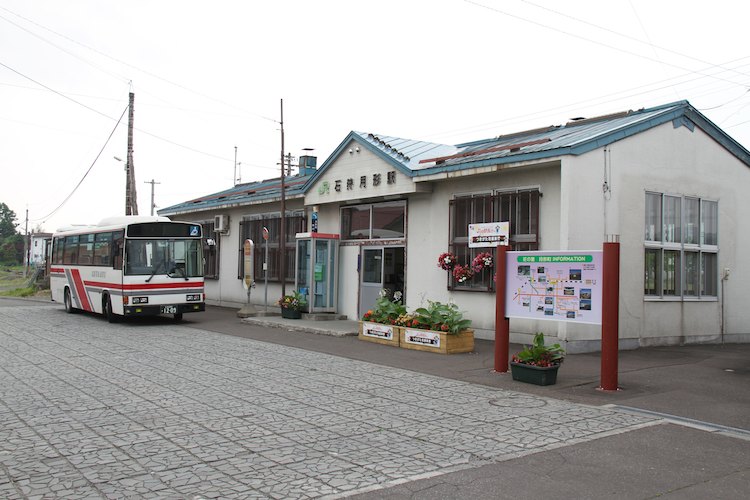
[214,214,229,234]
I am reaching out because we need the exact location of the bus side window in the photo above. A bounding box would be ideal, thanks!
[64,235,79,265]
[95,232,113,266]
[112,230,124,270]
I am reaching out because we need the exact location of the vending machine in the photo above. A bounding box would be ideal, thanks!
[295,232,338,313]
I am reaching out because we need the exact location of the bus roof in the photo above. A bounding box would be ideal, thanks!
[54,215,173,235]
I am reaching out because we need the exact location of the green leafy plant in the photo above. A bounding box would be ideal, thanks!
[407,300,472,335]
[362,289,406,325]
[512,332,565,367]
[278,290,307,311]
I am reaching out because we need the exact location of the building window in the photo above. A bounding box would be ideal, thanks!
[200,221,220,279]
[644,192,717,299]
[449,189,540,291]
[341,201,405,240]
[239,212,305,283]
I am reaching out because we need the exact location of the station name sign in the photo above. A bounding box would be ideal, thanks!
[318,170,396,196]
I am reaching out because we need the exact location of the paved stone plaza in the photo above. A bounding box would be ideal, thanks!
[0,304,659,499]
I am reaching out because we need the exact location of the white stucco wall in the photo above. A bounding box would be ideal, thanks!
[177,198,306,310]
[561,121,750,349]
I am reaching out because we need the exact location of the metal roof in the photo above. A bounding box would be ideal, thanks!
[160,100,750,217]
[412,101,750,174]
[158,174,309,216]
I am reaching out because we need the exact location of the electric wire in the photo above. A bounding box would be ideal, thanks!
[517,0,750,81]
[0,5,278,124]
[31,104,129,224]
[463,0,750,89]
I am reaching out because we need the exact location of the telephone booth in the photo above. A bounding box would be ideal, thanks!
[295,232,339,313]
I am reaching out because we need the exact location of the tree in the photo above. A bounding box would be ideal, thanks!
[0,202,19,240]
[0,203,22,264]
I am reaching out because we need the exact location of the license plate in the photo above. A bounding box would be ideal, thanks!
[161,305,177,314]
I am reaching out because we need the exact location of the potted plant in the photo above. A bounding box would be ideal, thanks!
[278,290,306,319]
[510,332,565,385]
[359,290,406,346]
[400,301,474,354]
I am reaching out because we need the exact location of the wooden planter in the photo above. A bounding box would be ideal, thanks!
[358,321,401,347]
[510,362,560,386]
[399,328,474,354]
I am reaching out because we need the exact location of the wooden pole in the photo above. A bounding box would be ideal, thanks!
[279,99,286,296]
[126,92,138,215]
[600,241,620,390]
[495,244,510,372]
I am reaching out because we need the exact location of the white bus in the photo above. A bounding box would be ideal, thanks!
[50,216,205,321]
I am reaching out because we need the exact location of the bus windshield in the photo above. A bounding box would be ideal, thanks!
[125,239,203,278]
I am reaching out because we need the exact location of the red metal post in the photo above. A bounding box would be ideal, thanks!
[495,244,510,373]
[600,241,620,390]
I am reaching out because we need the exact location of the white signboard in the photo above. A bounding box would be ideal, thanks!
[362,322,395,341]
[505,251,603,325]
[468,222,509,248]
[403,329,441,347]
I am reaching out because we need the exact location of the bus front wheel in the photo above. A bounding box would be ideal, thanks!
[63,288,76,314]
[174,312,183,322]
[103,295,118,323]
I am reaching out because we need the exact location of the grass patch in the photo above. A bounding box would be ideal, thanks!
[0,286,37,297]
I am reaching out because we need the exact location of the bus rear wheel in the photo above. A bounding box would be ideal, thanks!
[103,295,118,323]
[63,288,76,314]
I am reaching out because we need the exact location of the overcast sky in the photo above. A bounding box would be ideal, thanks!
[3,0,750,233]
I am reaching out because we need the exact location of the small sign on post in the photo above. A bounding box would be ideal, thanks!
[237,238,257,317]
[243,239,254,290]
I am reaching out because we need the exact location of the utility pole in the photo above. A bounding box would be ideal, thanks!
[234,146,238,186]
[23,208,29,278]
[279,99,286,296]
[125,92,139,215]
[144,179,160,216]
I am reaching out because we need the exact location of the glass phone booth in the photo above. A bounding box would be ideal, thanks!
[295,232,339,313]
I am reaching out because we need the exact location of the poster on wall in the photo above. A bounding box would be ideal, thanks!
[505,250,603,325]
[468,222,509,248]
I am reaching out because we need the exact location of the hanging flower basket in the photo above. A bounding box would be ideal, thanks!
[471,252,494,273]
[437,252,458,271]
[452,264,474,283]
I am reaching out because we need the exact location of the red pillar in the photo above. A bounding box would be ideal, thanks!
[495,245,510,373]
[600,241,620,390]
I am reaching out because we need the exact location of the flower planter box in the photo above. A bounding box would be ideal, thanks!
[358,321,401,347]
[510,362,560,386]
[399,328,474,354]
[281,308,302,319]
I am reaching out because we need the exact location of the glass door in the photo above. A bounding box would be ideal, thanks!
[359,246,405,318]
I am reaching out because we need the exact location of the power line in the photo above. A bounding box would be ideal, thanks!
[463,0,750,89]
[421,56,750,141]
[31,104,129,223]
[0,60,237,162]
[0,5,278,124]
[517,0,750,81]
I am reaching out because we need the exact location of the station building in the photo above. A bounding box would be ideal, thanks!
[159,101,750,352]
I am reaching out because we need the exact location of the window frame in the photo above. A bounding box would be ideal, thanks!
[644,191,718,301]
[239,211,306,283]
[340,201,406,241]
[448,188,540,292]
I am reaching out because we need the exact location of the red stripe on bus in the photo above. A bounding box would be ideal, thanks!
[71,269,93,312]
[50,267,64,273]
[121,282,204,290]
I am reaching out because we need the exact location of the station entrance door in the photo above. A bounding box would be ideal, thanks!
[359,246,405,319]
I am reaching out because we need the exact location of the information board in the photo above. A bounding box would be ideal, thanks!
[505,250,603,325]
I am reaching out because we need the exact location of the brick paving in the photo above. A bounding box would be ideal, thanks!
[0,304,659,499]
